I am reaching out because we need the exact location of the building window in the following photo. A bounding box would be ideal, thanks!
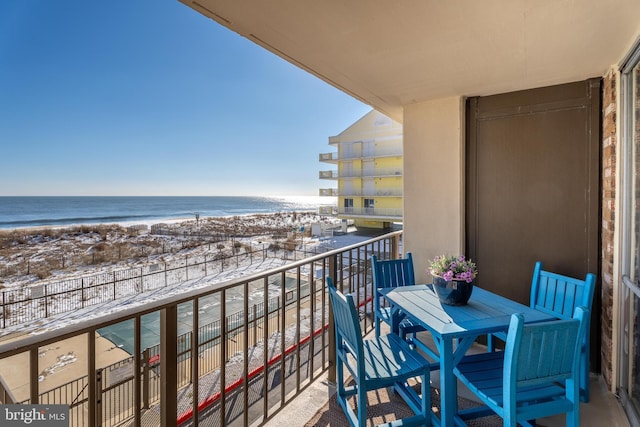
[364,198,374,214]
[344,198,353,214]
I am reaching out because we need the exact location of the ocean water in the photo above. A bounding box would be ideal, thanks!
[0,196,329,230]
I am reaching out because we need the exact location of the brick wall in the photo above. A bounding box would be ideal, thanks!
[601,68,617,388]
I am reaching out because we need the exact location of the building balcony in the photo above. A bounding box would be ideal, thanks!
[319,188,338,197]
[340,189,402,197]
[319,152,338,162]
[338,207,403,219]
[318,170,338,179]
[321,150,403,163]
[318,205,337,215]
[318,167,402,179]
[334,149,403,161]
[176,2,639,424]
[338,167,403,179]
[364,188,403,197]
[360,148,403,159]
[364,167,402,177]
[0,231,628,427]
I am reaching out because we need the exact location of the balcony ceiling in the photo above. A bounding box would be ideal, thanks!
[179,0,640,122]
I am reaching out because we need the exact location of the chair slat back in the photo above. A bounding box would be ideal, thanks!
[505,307,587,390]
[530,261,596,320]
[372,253,415,289]
[327,278,363,358]
[529,261,596,403]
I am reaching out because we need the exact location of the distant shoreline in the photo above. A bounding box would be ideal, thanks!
[0,210,321,233]
[0,195,331,231]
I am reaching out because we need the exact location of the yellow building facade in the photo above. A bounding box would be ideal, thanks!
[319,110,402,229]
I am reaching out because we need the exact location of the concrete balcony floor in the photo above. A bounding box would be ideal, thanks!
[260,325,630,427]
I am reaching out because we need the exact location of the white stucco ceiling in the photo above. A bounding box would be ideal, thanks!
[179,0,640,121]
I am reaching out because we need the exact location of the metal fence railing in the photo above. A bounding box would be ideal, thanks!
[1,244,333,329]
[0,230,402,427]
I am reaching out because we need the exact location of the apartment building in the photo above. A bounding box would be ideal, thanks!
[319,110,402,229]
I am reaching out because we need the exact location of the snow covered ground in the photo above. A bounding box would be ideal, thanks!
[0,212,344,288]
[0,213,373,339]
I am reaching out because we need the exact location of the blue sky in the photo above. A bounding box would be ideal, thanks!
[0,1,370,197]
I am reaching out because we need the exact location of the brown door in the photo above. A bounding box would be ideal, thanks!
[466,79,601,370]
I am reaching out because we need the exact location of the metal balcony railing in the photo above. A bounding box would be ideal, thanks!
[341,188,402,197]
[319,170,338,179]
[318,205,337,215]
[319,152,338,162]
[319,188,338,197]
[0,231,402,427]
[360,148,403,159]
[337,149,402,161]
[338,167,402,178]
[366,189,402,197]
[321,150,402,163]
[338,207,403,218]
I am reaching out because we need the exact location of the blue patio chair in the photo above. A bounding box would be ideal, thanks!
[455,306,588,427]
[371,253,424,339]
[488,261,596,402]
[327,277,433,427]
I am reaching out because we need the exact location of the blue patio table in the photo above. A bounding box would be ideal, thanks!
[379,284,556,427]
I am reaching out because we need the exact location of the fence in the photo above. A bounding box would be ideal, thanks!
[17,263,326,426]
[0,229,232,278]
[0,230,402,427]
[0,243,330,329]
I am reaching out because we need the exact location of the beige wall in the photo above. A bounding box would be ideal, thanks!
[403,97,465,283]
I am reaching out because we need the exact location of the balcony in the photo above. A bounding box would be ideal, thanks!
[318,170,337,179]
[335,149,402,161]
[360,147,403,159]
[318,205,337,215]
[321,150,403,164]
[341,188,403,197]
[0,230,629,427]
[318,188,337,197]
[368,188,402,197]
[364,167,402,178]
[318,152,338,162]
[338,207,403,219]
[338,167,403,179]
